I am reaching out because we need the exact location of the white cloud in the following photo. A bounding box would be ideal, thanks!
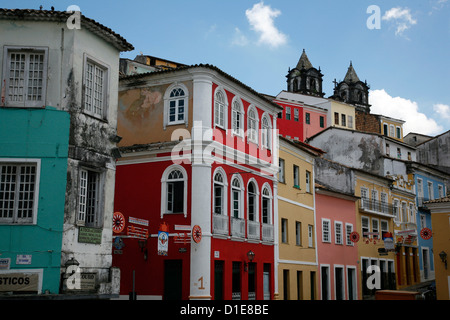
[382,7,417,36]
[369,89,443,135]
[433,103,450,120]
[245,1,287,48]
[231,27,249,46]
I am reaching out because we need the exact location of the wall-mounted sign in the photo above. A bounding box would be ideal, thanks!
[78,227,102,244]
[420,228,432,240]
[0,258,10,270]
[157,231,169,256]
[16,255,32,265]
[0,272,39,292]
[112,212,126,233]
[350,232,360,243]
[129,216,149,227]
[192,225,202,243]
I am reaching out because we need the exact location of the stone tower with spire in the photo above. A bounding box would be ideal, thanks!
[330,61,371,113]
[286,49,325,97]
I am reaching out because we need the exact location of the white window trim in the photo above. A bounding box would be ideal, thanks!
[372,218,379,239]
[230,174,244,219]
[345,223,354,246]
[213,86,228,130]
[83,53,110,120]
[160,164,188,218]
[247,178,260,222]
[322,218,331,243]
[77,167,105,228]
[261,182,273,225]
[334,221,343,245]
[231,95,245,138]
[295,221,302,246]
[261,112,272,150]
[308,224,314,247]
[163,82,189,129]
[2,46,48,108]
[0,158,41,225]
[361,216,370,238]
[247,104,259,145]
[213,167,228,216]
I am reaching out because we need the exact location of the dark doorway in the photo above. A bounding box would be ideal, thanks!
[164,260,182,300]
[214,260,224,300]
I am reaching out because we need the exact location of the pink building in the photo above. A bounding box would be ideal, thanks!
[315,184,360,300]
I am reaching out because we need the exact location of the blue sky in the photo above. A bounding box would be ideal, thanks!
[8,0,450,135]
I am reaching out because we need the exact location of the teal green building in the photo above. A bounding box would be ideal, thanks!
[0,107,70,294]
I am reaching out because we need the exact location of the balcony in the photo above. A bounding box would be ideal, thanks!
[262,223,274,242]
[231,217,245,238]
[247,220,260,240]
[212,213,274,242]
[359,198,394,217]
[213,213,228,235]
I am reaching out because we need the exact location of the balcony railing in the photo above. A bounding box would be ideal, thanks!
[247,220,260,240]
[359,198,394,216]
[262,223,274,241]
[212,214,274,242]
[213,213,228,235]
[231,217,245,238]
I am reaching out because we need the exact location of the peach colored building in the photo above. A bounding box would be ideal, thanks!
[315,184,360,300]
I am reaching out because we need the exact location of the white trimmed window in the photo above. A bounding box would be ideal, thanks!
[83,56,108,119]
[0,160,40,224]
[161,165,188,217]
[346,223,354,246]
[247,180,258,222]
[322,219,331,243]
[308,224,314,247]
[362,216,370,238]
[214,89,227,128]
[213,169,226,215]
[231,97,244,136]
[163,83,189,129]
[78,168,103,227]
[231,175,243,219]
[2,46,48,108]
[247,106,259,144]
[335,221,343,245]
[261,113,272,150]
[261,184,272,224]
[372,218,379,239]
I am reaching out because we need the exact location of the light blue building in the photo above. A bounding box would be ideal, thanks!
[0,107,70,294]
[409,162,449,283]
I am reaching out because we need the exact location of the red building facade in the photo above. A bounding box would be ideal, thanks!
[112,65,281,300]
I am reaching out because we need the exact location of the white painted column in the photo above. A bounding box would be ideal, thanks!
[189,69,213,299]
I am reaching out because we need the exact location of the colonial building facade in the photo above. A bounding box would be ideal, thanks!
[113,64,281,300]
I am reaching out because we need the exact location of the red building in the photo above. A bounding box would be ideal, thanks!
[112,64,282,300]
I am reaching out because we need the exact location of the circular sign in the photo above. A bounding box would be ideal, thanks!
[112,212,126,233]
[192,225,202,243]
[420,227,432,240]
[350,231,360,243]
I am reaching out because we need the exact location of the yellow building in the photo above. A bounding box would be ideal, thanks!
[425,197,450,300]
[379,115,405,142]
[354,170,397,299]
[389,172,421,288]
[276,137,323,300]
[330,100,356,131]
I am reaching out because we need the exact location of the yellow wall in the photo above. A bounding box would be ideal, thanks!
[430,204,450,300]
[330,101,356,130]
[277,139,317,299]
[380,117,404,142]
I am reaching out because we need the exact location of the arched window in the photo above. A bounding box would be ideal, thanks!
[164,83,189,129]
[247,106,258,144]
[213,170,225,215]
[261,113,272,149]
[261,185,272,224]
[231,175,243,219]
[247,180,258,222]
[161,165,188,217]
[232,97,244,136]
[214,88,227,128]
